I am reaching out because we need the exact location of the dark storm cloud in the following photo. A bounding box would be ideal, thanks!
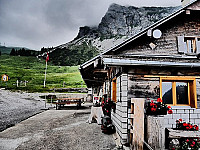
[0,0,110,49]
[0,0,181,50]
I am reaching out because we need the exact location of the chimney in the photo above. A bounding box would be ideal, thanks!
[181,0,191,7]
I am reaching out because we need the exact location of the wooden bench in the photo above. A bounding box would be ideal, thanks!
[53,98,84,110]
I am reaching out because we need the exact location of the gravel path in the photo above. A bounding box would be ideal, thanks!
[0,89,117,149]
[0,89,49,131]
[0,109,116,150]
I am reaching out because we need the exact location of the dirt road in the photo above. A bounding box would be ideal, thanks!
[0,105,116,150]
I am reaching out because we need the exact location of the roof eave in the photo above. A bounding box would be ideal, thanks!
[103,58,200,68]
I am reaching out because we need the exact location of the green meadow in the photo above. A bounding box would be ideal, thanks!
[0,55,86,92]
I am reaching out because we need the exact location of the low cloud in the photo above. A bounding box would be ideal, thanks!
[0,0,181,50]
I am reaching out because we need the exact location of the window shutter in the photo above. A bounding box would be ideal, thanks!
[177,36,186,53]
[196,38,200,54]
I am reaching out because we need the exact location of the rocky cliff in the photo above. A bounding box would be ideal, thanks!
[46,3,180,66]
[98,4,179,38]
[76,4,179,40]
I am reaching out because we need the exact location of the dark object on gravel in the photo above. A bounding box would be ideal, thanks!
[101,116,116,134]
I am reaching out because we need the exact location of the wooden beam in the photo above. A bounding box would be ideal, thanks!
[93,69,107,73]
[167,128,200,138]
[144,75,200,79]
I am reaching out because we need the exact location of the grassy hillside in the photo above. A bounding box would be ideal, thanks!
[0,55,86,92]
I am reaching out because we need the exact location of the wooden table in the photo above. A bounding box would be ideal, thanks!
[53,98,84,110]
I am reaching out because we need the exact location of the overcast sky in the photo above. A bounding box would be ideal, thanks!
[0,0,181,50]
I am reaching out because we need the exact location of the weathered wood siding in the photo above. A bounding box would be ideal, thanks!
[126,66,200,108]
[128,75,160,100]
[146,116,165,150]
[114,10,200,56]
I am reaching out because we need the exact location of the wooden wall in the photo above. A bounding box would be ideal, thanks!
[126,66,200,105]
[114,10,200,56]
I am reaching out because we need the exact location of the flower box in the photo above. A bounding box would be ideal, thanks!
[176,119,199,131]
[145,98,172,116]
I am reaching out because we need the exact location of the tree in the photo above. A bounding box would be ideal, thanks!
[0,50,1,56]
[10,48,16,56]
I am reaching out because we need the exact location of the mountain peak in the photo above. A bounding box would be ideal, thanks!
[49,4,180,66]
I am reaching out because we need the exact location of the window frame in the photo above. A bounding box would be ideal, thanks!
[177,36,200,54]
[160,77,197,108]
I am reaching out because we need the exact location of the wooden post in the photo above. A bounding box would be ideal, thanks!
[17,80,19,87]
[130,98,145,150]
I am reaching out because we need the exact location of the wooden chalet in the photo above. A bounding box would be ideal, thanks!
[80,0,200,149]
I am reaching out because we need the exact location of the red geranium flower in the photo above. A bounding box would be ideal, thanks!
[168,110,173,114]
[192,141,196,145]
[190,144,194,147]
[183,123,188,126]
[190,125,193,128]
[196,126,199,131]
[151,108,156,112]
[186,139,189,142]
[186,127,189,130]
[167,106,171,109]
[150,103,154,106]
[179,119,183,122]
[157,98,162,102]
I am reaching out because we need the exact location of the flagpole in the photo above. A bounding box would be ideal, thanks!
[44,60,47,87]
[44,52,49,88]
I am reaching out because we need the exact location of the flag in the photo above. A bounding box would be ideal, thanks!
[46,52,49,62]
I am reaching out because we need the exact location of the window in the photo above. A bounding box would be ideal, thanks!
[112,78,117,103]
[177,36,200,54]
[160,77,197,108]
[185,37,197,53]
